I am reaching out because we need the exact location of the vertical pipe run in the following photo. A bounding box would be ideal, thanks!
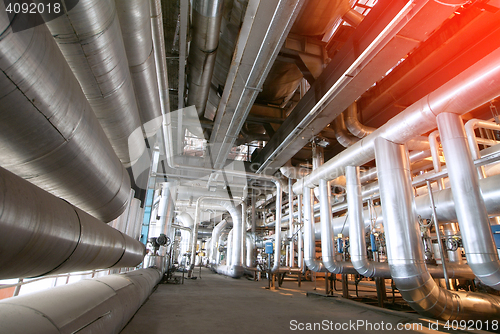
[437,113,500,290]
[288,178,295,267]
[303,187,325,272]
[347,166,390,277]
[374,137,500,320]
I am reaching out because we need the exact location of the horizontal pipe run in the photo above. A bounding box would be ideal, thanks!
[293,44,500,194]
[0,5,131,223]
[0,166,145,280]
[0,268,162,333]
[40,0,146,166]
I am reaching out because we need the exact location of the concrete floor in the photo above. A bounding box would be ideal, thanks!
[121,268,488,334]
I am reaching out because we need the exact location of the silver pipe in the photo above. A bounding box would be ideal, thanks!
[41,0,146,166]
[187,0,224,118]
[429,130,446,189]
[464,119,500,179]
[303,187,325,272]
[297,194,304,270]
[345,102,374,138]
[374,137,500,320]
[150,0,170,116]
[347,166,391,278]
[293,44,500,195]
[334,112,359,147]
[211,220,228,266]
[0,167,145,280]
[0,7,131,223]
[288,178,295,267]
[426,179,450,289]
[0,268,161,333]
[437,113,500,290]
[125,198,141,238]
[116,0,162,138]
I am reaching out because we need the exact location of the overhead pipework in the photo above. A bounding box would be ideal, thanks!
[40,0,146,166]
[187,0,224,120]
[116,0,163,138]
[0,5,131,223]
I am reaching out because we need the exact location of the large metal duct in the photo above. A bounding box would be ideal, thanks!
[437,113,500,290]
[0,167,145,280]
[116,0,162,138]
[334,112,359,147]
[0,268,161,333]
[375,138,500,321]
[290,0,349,37]
[0,8,131,223]
[293,44,500,194]
[40,0,146,166]
[187,0,224,119]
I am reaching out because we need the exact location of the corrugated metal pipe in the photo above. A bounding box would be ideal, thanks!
[437,113,500,290]
[375,138,500,321]
[187,0,224,118]
[41,0,146,166]
[0,167,145,280]
[0,6,131,223]
[116,0,162,138]
[0,268,162,333]
[293,44,500,195]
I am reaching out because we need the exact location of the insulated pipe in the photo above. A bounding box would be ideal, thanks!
[40,0,146,166]
[187,0,224,118]
[0,7,131,223]
[246,234,254,268]
[151,0,170,116]
[158,182,178,253]
[334,112,359,147]
[116,0,162,138]
[429,130,446,189]
[210,220,228,265]
[280,160,311,179]
[375,138,500,320]
[125,198,141,238]
[297,194,304,270]
[303,187,325,272]
[227,229,234,267]
[293,45,500,195]
[0,167,145,280]
[347,166,391,278]
[344,102,375,138]
[0,268,162,333]
[464,119,500,179]
[288,178,295,268]
[437,113,500,290]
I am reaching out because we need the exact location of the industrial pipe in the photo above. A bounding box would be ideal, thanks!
[116,0,162,138]
[375,137,500,320]
[0,268,161,333]
[293,44,500,195]
[0,6,132,223]
[437,113,500,290]
[464,119,500,179]
[346,166,391,278]
[187,0,224,119]
[334,112,359,147]
[0,166,145,280]
[303,187,325,272]
[40,0,146,166]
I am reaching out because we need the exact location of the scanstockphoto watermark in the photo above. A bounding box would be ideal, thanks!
[290,320,424,331]
[290,319,499,331]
